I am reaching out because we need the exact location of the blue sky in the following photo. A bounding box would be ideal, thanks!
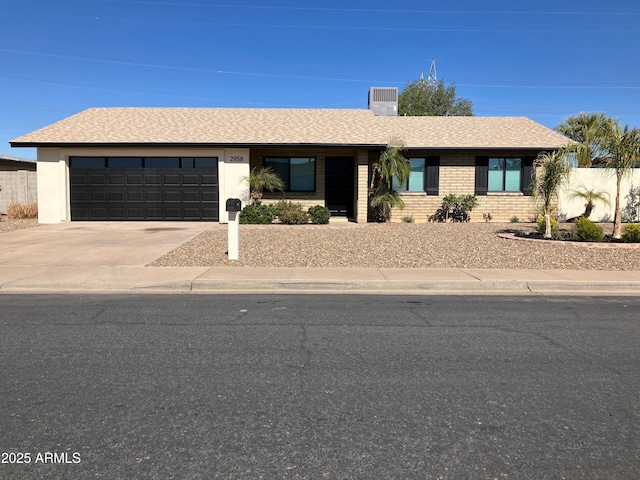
[2,0,639,159]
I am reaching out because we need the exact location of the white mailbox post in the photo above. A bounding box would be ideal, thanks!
[226,198,241,261]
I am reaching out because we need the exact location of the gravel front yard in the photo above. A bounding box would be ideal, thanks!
[0,217,39,233]
[150,222,640,270]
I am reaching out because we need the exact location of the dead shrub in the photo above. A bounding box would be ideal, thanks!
[7,202,38,219]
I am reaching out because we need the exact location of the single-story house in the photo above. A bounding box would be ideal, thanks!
[10,88,571,224]
[0,155,37,214]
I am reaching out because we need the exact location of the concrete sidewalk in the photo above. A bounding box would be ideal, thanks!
[1,265,640,295]
[1,222,639,295]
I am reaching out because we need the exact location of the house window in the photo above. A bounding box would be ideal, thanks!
[488,158,522,191]
[475,156,534,196]
[394,158,426,191]
[391,157,440,195]
[264,157,316,192]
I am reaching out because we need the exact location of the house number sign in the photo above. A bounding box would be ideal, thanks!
[228,155,245,163]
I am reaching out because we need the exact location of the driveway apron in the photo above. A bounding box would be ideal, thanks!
[0,222,213,267]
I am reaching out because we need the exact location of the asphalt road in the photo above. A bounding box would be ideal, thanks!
[1,294,639,479]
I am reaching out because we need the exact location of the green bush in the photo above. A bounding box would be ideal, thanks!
[401,215,415,223]
[430,194,478,222]
[572,217,604,242]
[239,203,275,224]
[536,216,559,238]
[623,223,640,243]
[308,205,331,224]
[510,215,520,223]
[272,201,310,225]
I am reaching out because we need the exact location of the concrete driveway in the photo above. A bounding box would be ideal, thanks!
[0,222,214,267]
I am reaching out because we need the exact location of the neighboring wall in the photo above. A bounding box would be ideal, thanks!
[558,168,640,222]
[0,164,37,213]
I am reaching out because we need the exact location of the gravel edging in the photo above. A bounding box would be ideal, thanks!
[0,217,39,233]
[150,222,640,271]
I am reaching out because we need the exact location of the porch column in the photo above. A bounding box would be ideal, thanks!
[356,149,369,223]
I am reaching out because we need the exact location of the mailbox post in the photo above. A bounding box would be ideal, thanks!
[226,198,242,261]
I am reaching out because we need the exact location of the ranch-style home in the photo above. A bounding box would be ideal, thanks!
[10,88,571,224]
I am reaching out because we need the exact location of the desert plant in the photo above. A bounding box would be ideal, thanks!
[401,215,415,223]
[239,203,275,224]
[555,113,611,167]
[308,205,330,224]
[510,215,520,223]
[568,186,610,219]
[369,139,410,222]
[537,216,560,239]
[572,217,604,242]
[531,150,572,238]
[430,194,478,222]
[482,212,492,222]
[622,223,640,243]
[622,184,640,223]
[243,167,285,206]
[272,200,309,225]
[602,122,640,238]
[370,186,405,222]
[7,202,38,219]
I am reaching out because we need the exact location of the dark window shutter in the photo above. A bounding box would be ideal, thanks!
[475,156,489,195]
[425,156,440,196]
[521,157,535,196]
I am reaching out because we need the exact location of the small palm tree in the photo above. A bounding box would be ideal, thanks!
[531,150,572,238]
[369,139,410,222]
[602,123,640,239]
[243,167,285,206]
[555,113,611,168]
[568,186,610,219]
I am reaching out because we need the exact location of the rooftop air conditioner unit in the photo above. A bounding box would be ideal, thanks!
[368,87,398,116]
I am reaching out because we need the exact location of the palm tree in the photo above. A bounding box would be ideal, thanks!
[369,139,410,222]
[555,113,611,167]
[568,186,611,219]
[243,167,285,206]
[531,150,572,238]
[602,123,640,239]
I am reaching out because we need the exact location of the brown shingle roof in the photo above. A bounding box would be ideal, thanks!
[10,107,572,149]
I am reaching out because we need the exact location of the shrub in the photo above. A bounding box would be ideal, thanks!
[572,217,604,242]
[482,212,492,222]
[510,215,520,223]
[7,202,38,219]
[308,205,330,224]
[272,201,310,225]
[239,203,275,224]
[536,216,560,238]
[623,223,640,243]
[429,194,478,222]
[401,215,415,223]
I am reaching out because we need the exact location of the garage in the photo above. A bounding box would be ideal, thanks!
[69,156,219,221]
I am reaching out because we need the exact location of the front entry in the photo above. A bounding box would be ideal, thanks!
[325,157,355,217]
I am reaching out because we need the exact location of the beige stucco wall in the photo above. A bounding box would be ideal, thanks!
[35,147,249,224]
[558,168,640,222]
[218,148,250,223]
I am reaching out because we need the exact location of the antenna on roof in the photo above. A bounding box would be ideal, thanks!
[427,58,437,86]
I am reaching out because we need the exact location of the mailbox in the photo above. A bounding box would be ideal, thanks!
[226,198,242,212]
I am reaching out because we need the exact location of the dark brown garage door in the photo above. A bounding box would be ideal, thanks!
[69,157,219,221]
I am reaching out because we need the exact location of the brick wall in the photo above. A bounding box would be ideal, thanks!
[251,147,360,213]
[250,148,544,223]
[389,150,541,223]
